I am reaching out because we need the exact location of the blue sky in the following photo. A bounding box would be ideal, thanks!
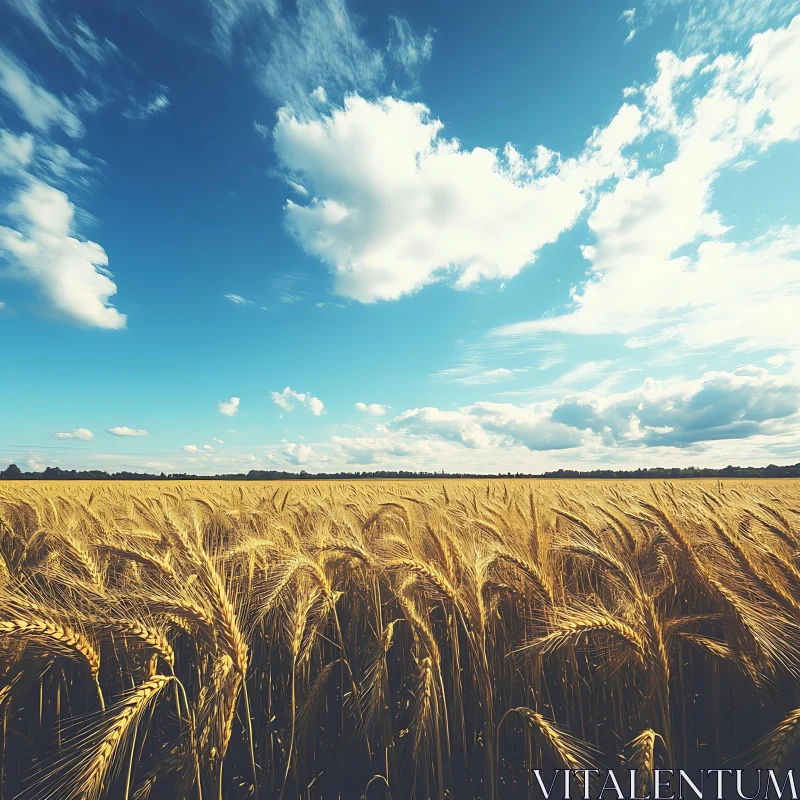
[1,0,799,474]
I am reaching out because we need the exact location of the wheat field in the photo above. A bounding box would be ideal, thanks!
[0,479,798,799]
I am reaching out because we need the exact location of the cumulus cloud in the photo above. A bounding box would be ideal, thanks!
[0,180,126,329]
[384,364,800,458]
[550,366,800,448]
[0,50,83,137]
[497,17,800,353]
[107,426,149,437]
[219,397,241,416]
[390,404,583,451]
[282,442,316,464]
[272,386,325,415]
[274,94,642,302]
[53,428,94,440]
[354,401,388,416]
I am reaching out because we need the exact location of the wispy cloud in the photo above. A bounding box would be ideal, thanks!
[249,0,385,114]
[6,3,120,73]
[0,49,83,137]
[225,293,255,306]
[123,90,170,120]
[621,8,637,43]
[387,16,433,79]
[272,271,307,305]
[436,367,527,386]
[642,0,800,53]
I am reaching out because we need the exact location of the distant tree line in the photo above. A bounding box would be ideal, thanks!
[1,462,799,481]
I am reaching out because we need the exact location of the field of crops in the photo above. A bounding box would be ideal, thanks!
[0,479,798,799]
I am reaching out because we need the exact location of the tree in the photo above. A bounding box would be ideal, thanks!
[1,463,23,479]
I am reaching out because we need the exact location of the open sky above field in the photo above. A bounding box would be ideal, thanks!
[1,0,799,474]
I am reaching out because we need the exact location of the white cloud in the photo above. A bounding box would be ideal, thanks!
[219,397,241,416]
[552,360,616,387]
[621,8,637,43]
[142,461,175,472]
[382,362,800,458]
[436,367,527,386]
[497,17,800,353]
[0,50,83,137]
[53,428,94,440]
[549,365,800,448]
[282,441,316,465]
[7,2,120,72]
[248,0,384,114]
[271,271,307,305]
[0,180,126,329]
[539,353,566,371]
[184,444,217,453]
[387,16,433,77]
[271,386,325,415]
[182,449,258,469]
[354,401,388,415]
[212,437,224,444]
[0,129,34,171]
[645,0,800,54]
[205,0,280,57]
[225,293,254,305]
[310,85,327,104]
[107,426,149,437]
[71,16,120,65]
[390,404,583,452]
[331,434,421,465]
[123,91,170,120]
[33,142,101,188]
[274,94,642,302]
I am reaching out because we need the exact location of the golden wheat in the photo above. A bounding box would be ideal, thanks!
[0,478,798,799]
